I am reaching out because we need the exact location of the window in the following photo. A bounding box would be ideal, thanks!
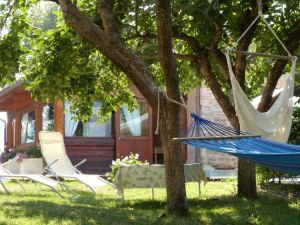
[42,104,54,131]
[120,103,149,137]
[64,101,111,137]
[21,110,35,144]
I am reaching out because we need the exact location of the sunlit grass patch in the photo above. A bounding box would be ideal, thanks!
[0,180,298,224]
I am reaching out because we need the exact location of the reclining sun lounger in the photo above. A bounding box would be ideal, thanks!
[0,162,69,198]
[39,131,109,194]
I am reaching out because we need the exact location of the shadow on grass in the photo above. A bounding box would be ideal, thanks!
[1,193,300,225]
[187,194,300,225]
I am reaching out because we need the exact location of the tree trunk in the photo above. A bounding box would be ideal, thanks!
[237,159,257,198]
[155,0,188,216]
[58,0,189,216]
[191,43,257,198]
[159,103,188,216]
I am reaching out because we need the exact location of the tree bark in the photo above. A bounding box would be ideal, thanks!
[258,21,300,112]
[159,103,188,216]
[58,0,189,216]
[58,0,158,108]
[229,1,260,198]
[155,0,188,216]
[237,159,257,198]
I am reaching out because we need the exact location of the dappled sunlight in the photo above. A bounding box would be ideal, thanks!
[0,181,298,224]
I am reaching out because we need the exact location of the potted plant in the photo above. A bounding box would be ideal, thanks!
[0,146,43,174]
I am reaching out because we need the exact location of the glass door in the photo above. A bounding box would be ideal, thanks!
[116,102,153,163]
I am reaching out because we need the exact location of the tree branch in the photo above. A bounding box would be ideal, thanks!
[258,21,300,112]
[139,52,196,61]
[0,0,17,31]
[209,23,231,83]
[97,0,121,39]
[234,0,262,89]
[176,32,239,128]
[57,0,158,108]
[155,0,179,99]
[135,0,139,34]
[196,49,239,129]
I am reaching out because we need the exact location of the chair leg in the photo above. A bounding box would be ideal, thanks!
[61,183,77,197]
[151,188,154,200]
[53,176,65,191]
[28,178,65,199]
[198,181,201,199]
[76,179,96,194]
[85,185,96,194]
[0,179,9,194]
[15,180,26,193]
[49,186,65,199]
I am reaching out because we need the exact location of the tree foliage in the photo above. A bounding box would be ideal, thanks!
[1,0,300,118]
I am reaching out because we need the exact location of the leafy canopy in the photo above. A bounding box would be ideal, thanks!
[1,0,300,119]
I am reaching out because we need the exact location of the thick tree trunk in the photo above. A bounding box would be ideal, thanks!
[195,49,257,197]
[237,160,257,198]
[155,0,188,216]
[159,103,188,216]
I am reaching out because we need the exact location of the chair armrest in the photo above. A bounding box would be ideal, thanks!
[43,159,59,173]
[74,158,87,168]
[0,159,14,167]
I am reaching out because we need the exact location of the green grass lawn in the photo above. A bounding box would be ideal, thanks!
[0,179,299,225]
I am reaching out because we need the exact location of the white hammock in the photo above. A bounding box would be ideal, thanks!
[226,51,297,142]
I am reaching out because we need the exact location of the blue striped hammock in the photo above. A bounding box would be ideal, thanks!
[175,113,300,174]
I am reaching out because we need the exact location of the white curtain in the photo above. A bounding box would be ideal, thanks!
[64,101,79,137]
[21,113,28,143]
[122,106,142,136]
[83,102,109,137]
[226,51,297,142]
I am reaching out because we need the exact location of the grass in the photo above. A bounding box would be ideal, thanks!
[0,180,299,225]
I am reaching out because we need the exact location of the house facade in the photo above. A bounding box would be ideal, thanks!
[0,82,189,174]
[186,86,238,176]
[0,81,239,176]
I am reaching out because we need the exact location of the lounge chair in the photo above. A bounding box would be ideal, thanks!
[0,161,70,198]
[39,131,109,194]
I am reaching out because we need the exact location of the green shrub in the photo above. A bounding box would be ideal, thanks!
[289,107,300,144]
[0,146,42,163]
[15,146,42,158]
[106,153,148,183]
[256,166,294,185]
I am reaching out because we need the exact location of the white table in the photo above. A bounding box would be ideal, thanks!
[114,163,206,202]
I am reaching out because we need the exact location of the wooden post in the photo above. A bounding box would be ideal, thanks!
[54,100,64,133]
[15,114,21,146]
[6,115,14,149]
[34,103,42,145]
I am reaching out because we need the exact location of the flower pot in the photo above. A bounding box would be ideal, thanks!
[19,158,44,174]
[2,158,44,174]
[3,160,20,174]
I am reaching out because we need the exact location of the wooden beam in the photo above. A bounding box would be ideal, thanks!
[35,103,42,145]
[54,100,64,133]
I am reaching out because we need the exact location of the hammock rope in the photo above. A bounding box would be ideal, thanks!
[228,0,293,59]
